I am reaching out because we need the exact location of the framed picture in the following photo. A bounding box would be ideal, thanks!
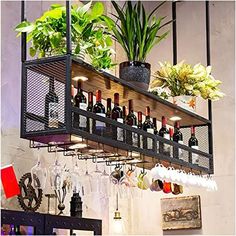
[161,195,202,230]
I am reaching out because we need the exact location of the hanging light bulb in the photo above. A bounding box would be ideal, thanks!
[112,193,125,235]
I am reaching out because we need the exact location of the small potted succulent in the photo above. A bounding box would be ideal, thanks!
[15,2,115,70]
[149,61,224,112]
[108,1,171,90]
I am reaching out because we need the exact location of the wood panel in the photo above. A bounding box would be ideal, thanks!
[72,59,210,127]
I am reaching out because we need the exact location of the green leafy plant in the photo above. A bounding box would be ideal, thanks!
[15,2,115,70]
[150,61,225,101]
[107,1,171,62]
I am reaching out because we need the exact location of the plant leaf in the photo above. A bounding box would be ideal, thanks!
[105,36,113,46]
[39,9,63,21]
[90,2,104,20]
[74,44,80,54]
[15,21,34,33]
[50,4,62,10]
[29,47,36,57]
[72,22,83,34]
[50,32,62,48]
[77,1,92,15]
[148,1,166,21]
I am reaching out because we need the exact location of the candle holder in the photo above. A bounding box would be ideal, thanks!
[45,193,57,214]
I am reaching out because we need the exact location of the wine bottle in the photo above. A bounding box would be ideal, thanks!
[121,106,127,142]
[137,112,143,129]
[153,117,159,151]
[93,90,106,135]
[87,92,93,133]
[87,92,93,112]
[45,77,59,129]
[9,225,16,235]
[126,100,138,146]
[173,121,183,159]
[71,85,75,106]
[188,126,199,165]
[106,98,112,118]
[112,94,123,141]
[169,128,173,141]
[159,116,170,155]
[153,118,158,135]
[106,98,112,138]
[112,93,122,120]
[122,106,127,121]
[143,106,154,150]
[137,111,143,148]
[15,226,21,235]
[74,80,87,130]
[126,100,137,126]
[168,128,174,156]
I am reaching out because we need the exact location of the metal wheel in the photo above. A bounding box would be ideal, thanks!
[17,172,43,212]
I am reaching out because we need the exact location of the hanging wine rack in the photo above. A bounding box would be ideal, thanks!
[20,1,214,174]
[20,55,213,174]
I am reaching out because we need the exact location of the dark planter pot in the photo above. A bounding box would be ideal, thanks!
[119,61,151,90]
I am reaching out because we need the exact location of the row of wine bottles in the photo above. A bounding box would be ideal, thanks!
[44,79,199,164]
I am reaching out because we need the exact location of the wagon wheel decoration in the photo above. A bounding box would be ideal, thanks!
[17,172,43,212]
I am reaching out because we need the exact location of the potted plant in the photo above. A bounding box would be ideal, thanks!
[149,61,224,112]
[107,1,171,90]
[15,2,115,70]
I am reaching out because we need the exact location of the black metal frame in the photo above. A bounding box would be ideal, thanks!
[172,1,214,172]
[19,1,214,174]
[1,209,102,235]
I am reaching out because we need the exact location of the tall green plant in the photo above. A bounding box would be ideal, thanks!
[108,1,171,62]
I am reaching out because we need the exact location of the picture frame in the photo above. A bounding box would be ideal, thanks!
[161,195,202,230]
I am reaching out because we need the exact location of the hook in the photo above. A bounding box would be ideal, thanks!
[92,155,96,163]
[115,163,121,170]
[105,159,110,166]
[128,164,133,172]
[141,165,146,175]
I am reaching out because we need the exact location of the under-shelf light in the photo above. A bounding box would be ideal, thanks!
[112,193,125,235]
[88,149,104,154]
[169,116,182,121]
[69,143,87,149]
[71,135,83,143]
[72,76,88,81]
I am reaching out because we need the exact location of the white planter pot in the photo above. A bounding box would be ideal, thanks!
[173,95,196,113]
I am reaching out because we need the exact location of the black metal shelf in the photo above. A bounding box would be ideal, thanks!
[22,92,213,173]
[19,1,214,174]
[24,55,211,128]
[1,209,102,235]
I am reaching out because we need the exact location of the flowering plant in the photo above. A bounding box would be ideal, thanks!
[149,61,224,101]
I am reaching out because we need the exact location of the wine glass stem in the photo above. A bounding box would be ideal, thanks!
[37,148,41,164]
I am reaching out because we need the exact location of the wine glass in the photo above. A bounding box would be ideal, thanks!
[49,148,68,215]
[110,165,123,197]
[91,156,102,193]
[80,158,92,196]
[49,148,63,191]
[100,163,110,198]
[31,148,47,189]
[119,164,131,198]
[71,153,82,194]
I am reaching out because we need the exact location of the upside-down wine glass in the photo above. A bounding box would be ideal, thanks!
[31,147,47,189]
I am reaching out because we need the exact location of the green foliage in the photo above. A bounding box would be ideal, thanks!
[109,1,171,62]
[15,2,115,70]
[150,61,225,101]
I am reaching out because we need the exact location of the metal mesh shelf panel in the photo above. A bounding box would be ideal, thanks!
[180,126,209,154]
[22,58,67,135]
